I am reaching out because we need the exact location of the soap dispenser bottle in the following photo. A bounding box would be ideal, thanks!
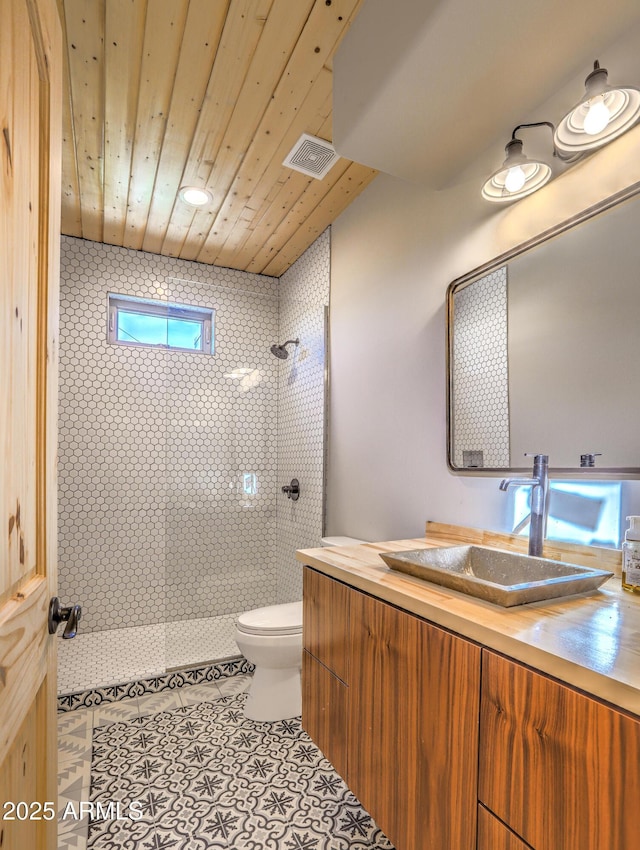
[622,516,640,594]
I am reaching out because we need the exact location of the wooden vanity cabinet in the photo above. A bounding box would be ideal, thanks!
[477,806,532,850]
[302,566,350,682]
[479,649,640,850]
[302,566,481,850]
[347,589,481,850]
[303,558,640,850]
[302,651,348,779]
[302,568,350,780]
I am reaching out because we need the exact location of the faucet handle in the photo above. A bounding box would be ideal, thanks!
[524,453,549,467]
[524,453,549,480]
[580,453,602,468]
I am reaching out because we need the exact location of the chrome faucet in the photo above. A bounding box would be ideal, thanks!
[499,454,549,557]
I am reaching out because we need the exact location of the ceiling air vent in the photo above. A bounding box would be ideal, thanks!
[282,133,339,179]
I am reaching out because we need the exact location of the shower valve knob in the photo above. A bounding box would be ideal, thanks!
[48,597,82,639]
[281,478,300,501]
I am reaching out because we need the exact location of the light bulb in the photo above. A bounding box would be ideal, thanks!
[583,97,610,135]
[504,166,526,193]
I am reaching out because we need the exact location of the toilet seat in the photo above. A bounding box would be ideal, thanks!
[237,601,303,636]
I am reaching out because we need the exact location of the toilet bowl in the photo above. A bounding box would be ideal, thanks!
[236,535,367,722]
[235,601,303,722]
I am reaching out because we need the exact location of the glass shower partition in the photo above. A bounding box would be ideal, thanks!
[163,276,279,674]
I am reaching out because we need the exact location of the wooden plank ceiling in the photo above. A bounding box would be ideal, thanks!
[58,0,377,277]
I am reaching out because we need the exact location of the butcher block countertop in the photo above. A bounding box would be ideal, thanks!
[296,522,640,717]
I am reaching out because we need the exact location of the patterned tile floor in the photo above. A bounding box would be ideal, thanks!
[58,674,393,850]
[58,615,242,694]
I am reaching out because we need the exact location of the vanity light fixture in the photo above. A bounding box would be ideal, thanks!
[481,123,554,203]
[483,61,640,202]
[554,61,640,155]
[178,186,213,206]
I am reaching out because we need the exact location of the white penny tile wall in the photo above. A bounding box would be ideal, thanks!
[58,230,329,686]
[276,228,330,602]
[58,237,279,635]
[451,265,510,469]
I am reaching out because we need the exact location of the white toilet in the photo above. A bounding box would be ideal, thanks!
[235,535,367,722]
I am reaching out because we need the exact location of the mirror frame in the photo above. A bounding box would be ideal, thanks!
[446,180,640,476]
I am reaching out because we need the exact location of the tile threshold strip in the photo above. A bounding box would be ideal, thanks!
[57,656,254,713]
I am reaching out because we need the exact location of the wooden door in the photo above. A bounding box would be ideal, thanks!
[0,0,61,848]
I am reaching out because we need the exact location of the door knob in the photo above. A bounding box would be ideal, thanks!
[48,597,82,639]
[281,478,300,501]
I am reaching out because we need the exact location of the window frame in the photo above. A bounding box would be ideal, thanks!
[107,294,214,354]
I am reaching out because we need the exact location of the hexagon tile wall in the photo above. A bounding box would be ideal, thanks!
[57,232,330,686]
[452,266,510,469]
[276,229,330,601]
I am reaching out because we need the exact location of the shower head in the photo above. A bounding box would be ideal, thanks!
[270,338,299,360]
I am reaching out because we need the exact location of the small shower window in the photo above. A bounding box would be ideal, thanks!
[108,294,214,354]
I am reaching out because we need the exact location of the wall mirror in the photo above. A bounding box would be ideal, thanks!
[447,183,640,474]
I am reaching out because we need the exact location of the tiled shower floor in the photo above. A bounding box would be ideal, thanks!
[57,674,393,850]
[58,615,241,694]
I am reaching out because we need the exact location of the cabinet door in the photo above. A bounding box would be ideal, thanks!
[302,650,348,780]
[348,592,481,850]
[477,805,531,850]
[303,567,350,682]
[480,649,640,850]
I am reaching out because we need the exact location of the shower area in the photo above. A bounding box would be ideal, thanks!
[56,231,330,701]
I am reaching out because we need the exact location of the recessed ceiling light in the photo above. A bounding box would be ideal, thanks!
[179,186,212,206]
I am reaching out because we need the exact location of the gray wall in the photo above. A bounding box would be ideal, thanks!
[327,115,640,543]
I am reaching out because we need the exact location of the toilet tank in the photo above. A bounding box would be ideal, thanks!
[321,536,368,547]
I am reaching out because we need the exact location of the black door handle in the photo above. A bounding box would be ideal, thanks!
[48,597,82,639]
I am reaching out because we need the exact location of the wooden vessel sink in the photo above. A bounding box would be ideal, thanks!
[379,545,614,607]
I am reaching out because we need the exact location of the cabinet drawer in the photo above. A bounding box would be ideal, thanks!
[303,567,350,682]
[477,806,531,850]
[479,649,640,850]
[302,650,348,780]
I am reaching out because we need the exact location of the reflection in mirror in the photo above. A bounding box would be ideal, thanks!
[451,267,509,469]
[509,482,622,547]
[448,185,640,472]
